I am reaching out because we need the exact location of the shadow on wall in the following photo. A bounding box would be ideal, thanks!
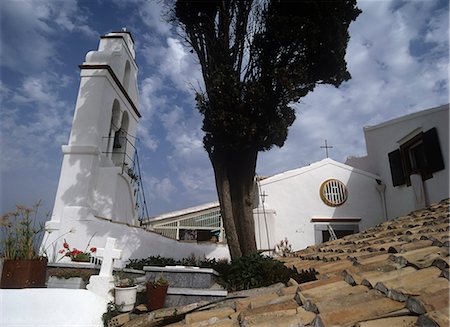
[53,76,229,263]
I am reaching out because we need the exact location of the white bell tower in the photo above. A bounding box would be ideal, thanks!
[43,31,143,260]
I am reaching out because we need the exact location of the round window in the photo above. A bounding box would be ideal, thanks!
[320,179,348,207]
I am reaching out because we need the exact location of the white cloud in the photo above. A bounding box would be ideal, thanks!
[0,0,97,74]
[257,0,448,177]
[138,0,172,36]
[137,125,159,151]
[139,77,166,118]
[0,73,71,172]
[141,37,202,93]
[145,176,176,202]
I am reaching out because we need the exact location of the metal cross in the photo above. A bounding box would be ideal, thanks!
[260,191,268,204]
[320,139,333,158]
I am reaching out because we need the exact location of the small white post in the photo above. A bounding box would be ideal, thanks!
[87,237,123,301]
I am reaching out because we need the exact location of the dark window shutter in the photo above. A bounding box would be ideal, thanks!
[423,127,445,173]
[388,149,405,186]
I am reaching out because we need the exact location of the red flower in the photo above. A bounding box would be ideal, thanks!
[63,241,69,249]
[90,247,97,253]
[58,249,65,254]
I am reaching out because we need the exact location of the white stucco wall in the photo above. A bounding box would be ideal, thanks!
[362,104,449,219]
[1,289,107,327]
[43,208,230,265]
[253,208,276,251]
[257,159,385,251]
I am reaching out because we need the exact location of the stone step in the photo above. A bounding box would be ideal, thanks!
[144,266,219,289]
[165,287,228,307]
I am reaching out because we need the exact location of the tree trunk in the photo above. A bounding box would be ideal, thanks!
[210,154,242,260]
[210,148,258,259]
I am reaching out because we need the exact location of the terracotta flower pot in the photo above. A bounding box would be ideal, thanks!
[0,258,48,289]
[146,282,169,311]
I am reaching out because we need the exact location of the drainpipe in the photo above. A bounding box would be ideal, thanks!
[376,179,388,221]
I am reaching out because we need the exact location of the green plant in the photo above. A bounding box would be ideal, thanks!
[48,268,97,282]
[58,236,97,262]
[0,201,47,260]
[218,252,316,291]
[127,255,178,270]
[126,254,229,271]
[102,302,121,327]
[114,270,136,288]
[148,273,169,287]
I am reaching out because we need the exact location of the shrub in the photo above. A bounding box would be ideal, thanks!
[217,252,316,291]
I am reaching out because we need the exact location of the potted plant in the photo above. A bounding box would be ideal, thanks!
[0,202,48,288]
[146,274,169,311]
[114,271,138,312]
[57,234,97,262]
[47,268,96,289]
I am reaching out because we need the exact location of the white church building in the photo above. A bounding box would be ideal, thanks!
[146,104,449,253]
[144,159,387,252]
[346,104,449,219]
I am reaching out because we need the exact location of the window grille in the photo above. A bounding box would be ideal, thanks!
[320,179,348,207]
[150,209,224,241]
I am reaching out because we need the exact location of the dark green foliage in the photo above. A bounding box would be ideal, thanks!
[127,253,316,292]
[216,252,316,291]
[102,302,121,327]
[127,255,178,270]
[170,0,361,258]
[174,0,361,154]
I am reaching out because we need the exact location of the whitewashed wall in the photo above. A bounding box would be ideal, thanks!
[1,289,107,327]
[357,105,449,219]
[43,210,230,265]
[44,32,143,260]
[257,159,385,251]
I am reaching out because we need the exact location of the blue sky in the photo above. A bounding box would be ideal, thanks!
[0,0,448,220]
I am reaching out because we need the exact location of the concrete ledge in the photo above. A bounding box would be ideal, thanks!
[62,145,100,155]
[48,262,100,269]
[168,287,227,297]
[144,266,219,276]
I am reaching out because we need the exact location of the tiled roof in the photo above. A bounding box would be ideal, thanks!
[125,199,449,327]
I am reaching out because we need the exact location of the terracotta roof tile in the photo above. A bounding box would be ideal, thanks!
[315,289,406,327]
[355,316,418,327]
[418,306,450,327]
[298,274,343,291]
[127,199,450,327]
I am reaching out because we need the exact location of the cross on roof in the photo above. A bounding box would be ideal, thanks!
[320,139,333,158]
[260,191,268,204]
[96,237,122,277]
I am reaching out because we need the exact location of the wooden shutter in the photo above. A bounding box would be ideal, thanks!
[388,149,405,186]
[423,127,445,173]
